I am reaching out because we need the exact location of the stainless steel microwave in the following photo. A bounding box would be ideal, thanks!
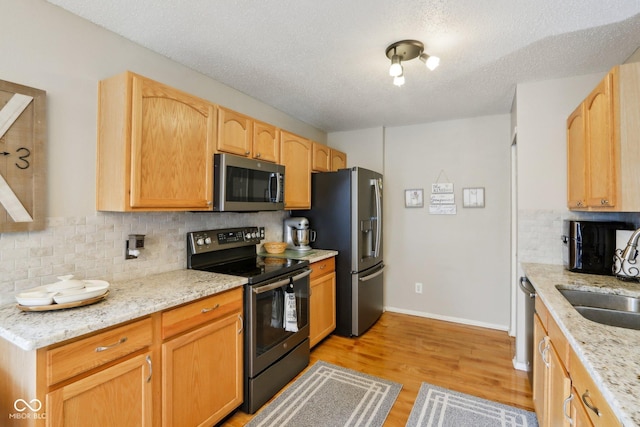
[213,153,285,211]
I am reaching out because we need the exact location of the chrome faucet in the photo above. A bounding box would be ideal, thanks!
[621,228,640,262]
[614,227,640,279]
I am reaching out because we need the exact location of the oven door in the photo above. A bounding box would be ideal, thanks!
[246,268,310,377]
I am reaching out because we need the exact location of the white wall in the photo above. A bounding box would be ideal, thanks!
[383,115,511,329]
[0,0,324,304]
[327,127,384,173]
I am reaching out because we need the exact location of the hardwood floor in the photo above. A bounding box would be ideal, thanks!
[223,311,534,426]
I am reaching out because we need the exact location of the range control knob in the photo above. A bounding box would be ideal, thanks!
[204,237,212,245]
[196,238,205,246]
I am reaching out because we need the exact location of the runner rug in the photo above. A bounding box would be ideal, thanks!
[246,361,402,427]
[406,382,538,427]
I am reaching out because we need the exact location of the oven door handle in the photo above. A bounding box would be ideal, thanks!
[253,277,291,294]
[291,268,312,282]
[251,268,312,294]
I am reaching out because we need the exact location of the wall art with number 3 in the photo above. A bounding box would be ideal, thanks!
[0,80,46,232]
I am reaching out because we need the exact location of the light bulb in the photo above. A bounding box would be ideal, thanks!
[425,55,440,71]
[389,55,402,77]
[393,73,405,87]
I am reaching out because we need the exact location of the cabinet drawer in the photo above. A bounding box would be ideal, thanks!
[310,257,335,280]
[161,287,243,339]
[47,317,152,386]
[569,349,621,427]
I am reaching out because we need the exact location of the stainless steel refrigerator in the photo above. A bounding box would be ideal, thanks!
[300,167,384,336]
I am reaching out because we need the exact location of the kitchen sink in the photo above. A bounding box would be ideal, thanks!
[557,288,640,331]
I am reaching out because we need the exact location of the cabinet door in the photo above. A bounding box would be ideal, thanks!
[532,314,548,426]
[330,149,347,171]
[584,72,616,208]
[548,343,571,427]
[280,131,312,209]
[567,104,587,209]
[217,107,252,157]
[162,313,243,427]
[130,75,215,210]
[571,388,595,427]
[310,271,336,348]
[46,352,152,427]
[312,142,331,172]
[252,120,279,163]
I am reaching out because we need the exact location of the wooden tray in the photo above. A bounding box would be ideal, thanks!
[17,290,109,312]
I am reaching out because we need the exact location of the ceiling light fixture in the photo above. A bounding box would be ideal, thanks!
[385,40,439,87]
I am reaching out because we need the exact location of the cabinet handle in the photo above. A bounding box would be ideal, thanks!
[245,151,251,155]
[581,390,602,417]
[563,394,574,425]
[237,314,244,335]
[256,152,261,158]
[576,201,583,207]
[201,303,220,313]
[95,336,127,352]
[601,199,609,205]
[146,355,152,383]
[319,264,326,270]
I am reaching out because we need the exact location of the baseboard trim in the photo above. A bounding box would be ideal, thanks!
[384,306,509,332]
[512,356,531,372]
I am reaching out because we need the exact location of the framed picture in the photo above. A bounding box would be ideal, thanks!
[462,187,485,208]
[405,189,424,208]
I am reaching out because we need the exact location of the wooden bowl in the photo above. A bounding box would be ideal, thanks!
[263,242,287,254]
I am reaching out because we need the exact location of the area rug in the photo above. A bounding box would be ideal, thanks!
[406,383,538,427]
[246,361,402,427]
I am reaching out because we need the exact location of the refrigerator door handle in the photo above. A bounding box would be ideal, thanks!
[371,178,382,258]
[359,264,385,282]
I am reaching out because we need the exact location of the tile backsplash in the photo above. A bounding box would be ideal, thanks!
[0,210,287,306]
[518,208,640,265]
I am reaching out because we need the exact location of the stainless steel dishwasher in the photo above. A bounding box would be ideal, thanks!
[519,276,536,384]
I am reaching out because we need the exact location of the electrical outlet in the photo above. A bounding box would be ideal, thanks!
[415,282,423,294]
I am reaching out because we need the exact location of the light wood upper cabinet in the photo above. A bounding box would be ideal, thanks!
[567,63,640,211]
[97,71,215,212]
[330,149,347,171]
[253,120,279,162]
[217,106,252,157]
[584,73,616,208]
[280,131,312,209]
[312,142,331,172]
[567,104,587,209]
[309,257,336,348]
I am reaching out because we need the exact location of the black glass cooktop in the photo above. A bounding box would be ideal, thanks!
[195,256,309,284]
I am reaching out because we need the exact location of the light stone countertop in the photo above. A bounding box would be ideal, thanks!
[522,263,640,427]
[258,248,338,263]
[0,269,247,352]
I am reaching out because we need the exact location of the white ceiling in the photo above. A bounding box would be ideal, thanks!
[47,0,640,132]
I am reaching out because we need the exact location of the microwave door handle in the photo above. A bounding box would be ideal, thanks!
[276,173,283,203]
[268,173,274,202]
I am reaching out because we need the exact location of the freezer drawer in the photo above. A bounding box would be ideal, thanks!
[351,263,385,336]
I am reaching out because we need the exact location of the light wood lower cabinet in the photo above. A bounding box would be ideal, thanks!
[309,257,336,348]
[0,289,243,427]
[161,288,243,427]
[46,352,153,427]
[533,298,621,427]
